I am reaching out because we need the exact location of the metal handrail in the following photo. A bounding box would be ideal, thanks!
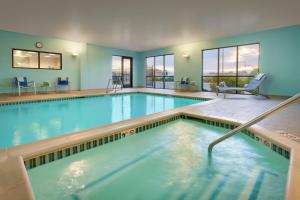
[106,77,124,93]
[117,77,124,92]
[106,79,112,93]
[208,93,300,153]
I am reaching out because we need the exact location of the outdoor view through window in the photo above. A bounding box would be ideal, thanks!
[202,44,259,92]
[146,54,174,89]
[112,56,132,87]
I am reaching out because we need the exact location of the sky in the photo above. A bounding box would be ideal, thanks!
[203,44,259,76]
[147,55,174,76]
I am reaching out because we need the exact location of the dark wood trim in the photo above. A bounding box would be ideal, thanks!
[12,48,62,70]
[122,56,133,88]
[236,46,238,89]
[202,75,256,78]
[154,56,156,88]
[202,42,260,52]
[146,54,174,89]
[145,53,174,59]
[217,48,220,90]
[112,55,133,88]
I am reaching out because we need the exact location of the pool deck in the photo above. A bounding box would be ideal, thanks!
[0,88,299,200]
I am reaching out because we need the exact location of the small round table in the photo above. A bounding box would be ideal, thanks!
[40,81,51,93]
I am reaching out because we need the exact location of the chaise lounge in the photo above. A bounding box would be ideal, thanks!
[216,72,268,98]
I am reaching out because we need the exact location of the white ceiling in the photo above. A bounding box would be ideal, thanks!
[0,0,300,51]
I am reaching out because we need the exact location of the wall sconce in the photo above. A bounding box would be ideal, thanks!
[72,52,79,57]
[182,54,190,59]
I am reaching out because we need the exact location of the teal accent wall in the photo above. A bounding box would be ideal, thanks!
[0,24,299,96]
[0,30,82,93]
[140,25,300,96]
[80,44,142,90]
[0,30,143,93]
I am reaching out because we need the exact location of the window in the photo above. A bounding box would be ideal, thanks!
[146,57,154,87]
[112,56,133,88]
[146,54,174,89]
[40,53,62,69]
[12,50,38,68]
[12,49,62,70]
[112,56,122,78]
[202,43,259,92]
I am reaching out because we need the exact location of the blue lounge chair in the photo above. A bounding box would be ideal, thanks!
[56,77,71,92]
[14,77,36,96]
[216,73,268,98]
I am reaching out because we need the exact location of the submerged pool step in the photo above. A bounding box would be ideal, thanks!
[199,174,228,200]
[238,167,279,200]
[182,167,280,200]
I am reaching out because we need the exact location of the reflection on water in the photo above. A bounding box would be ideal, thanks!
[0,94,200,147]
[13,130,21,146]
[49,119,62,130]
[30,122,49,140]
[58,160,87,193]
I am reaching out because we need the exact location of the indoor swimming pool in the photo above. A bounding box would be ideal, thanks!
[0,93,203,148]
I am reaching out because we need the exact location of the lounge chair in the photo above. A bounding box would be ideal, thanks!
[14,77,36,96]
[56,77,71,92]
[216,73,268,98]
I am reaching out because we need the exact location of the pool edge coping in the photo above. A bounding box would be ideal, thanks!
[0,155,35,200]
[0,90,211,106]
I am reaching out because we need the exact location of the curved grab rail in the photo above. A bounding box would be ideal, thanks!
[106,79,112,93]
[208,93,300,153]
[106,77,124,93]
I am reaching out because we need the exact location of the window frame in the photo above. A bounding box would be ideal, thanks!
[201,43,260,93]
[12,48,62,70]
[146,54,174,89]
[112,55,133,88]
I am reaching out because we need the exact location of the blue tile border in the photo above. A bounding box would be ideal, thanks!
[24,114,289,170]
[24,115,181,170]
[184,115,290,160]
[0,92,208,107]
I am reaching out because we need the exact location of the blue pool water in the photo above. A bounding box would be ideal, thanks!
[28,119,289,200]
[0,93,202,148]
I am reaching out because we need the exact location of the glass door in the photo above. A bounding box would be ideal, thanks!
[146,54,174,89]
[154,56,164,89]
[112,56,133,88]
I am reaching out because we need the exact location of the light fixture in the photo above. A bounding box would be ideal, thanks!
[182,54,190,59]
[72,52,79,57]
